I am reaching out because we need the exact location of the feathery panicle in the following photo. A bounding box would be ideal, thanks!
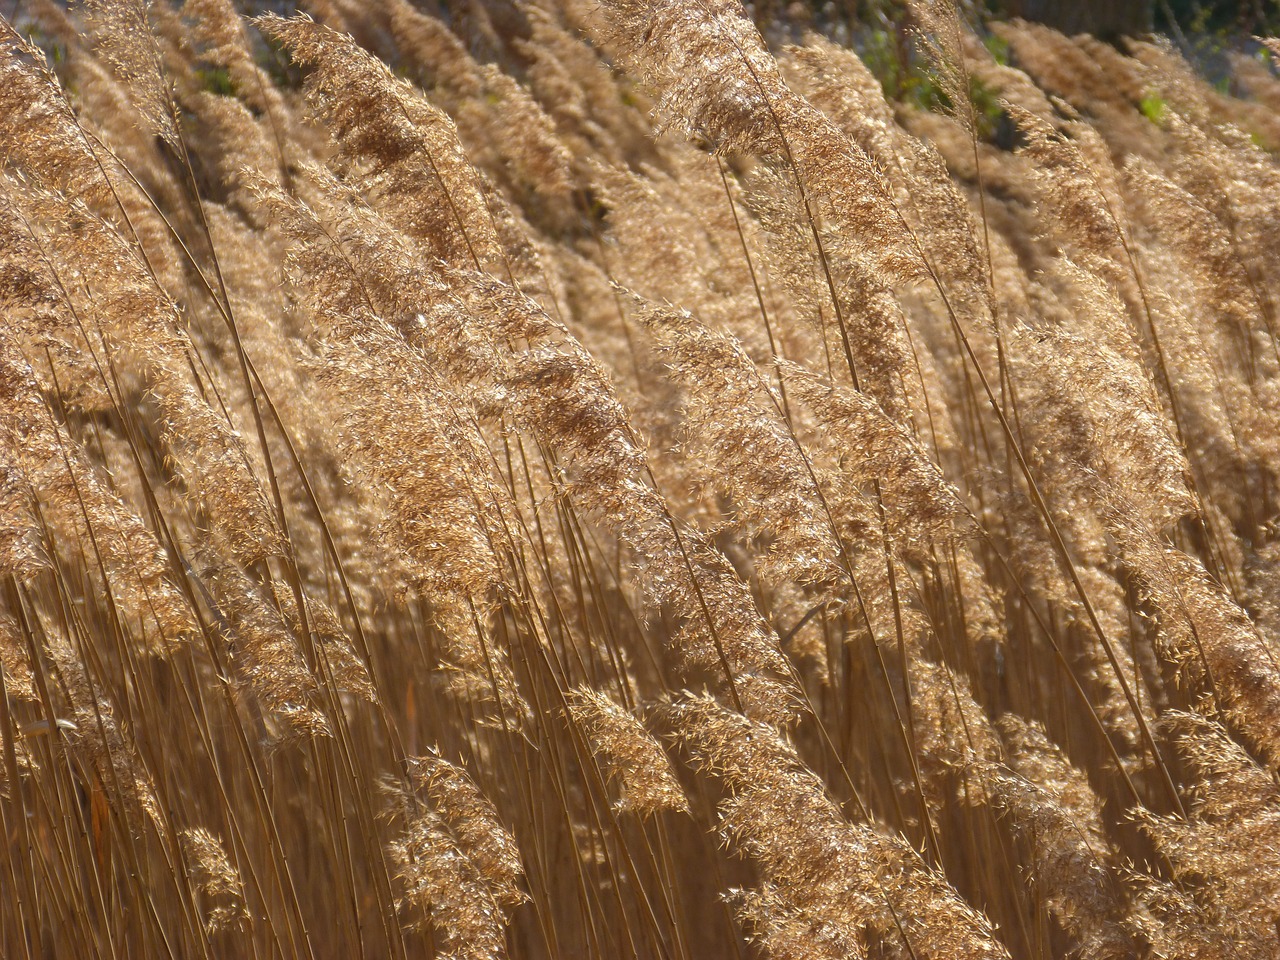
[1111,511,1280,766]
[910,656,1003,794]
[972,716,1144,960]
[272,583,376,705]
[388,753,524,959]
[673,693,1010,959]
[80,0,179,147]
[0,428,48,582]
[741,161,924,420]
[316,331,506,604]
[39,624,165,833]
[585,0,791,153]
[257,14,504,269]
[1124,160,1256,336]
[1008,105,1133,285]
[0,610,40,801]
[406,753,525,907]
[182,0,294,142]
[181,827,249,935]
[727,882,864,960]
[1008,310,1193,529]
[383,0,575,222]
[1131,712,1280,953]
[1,175,284,564]
[0,613,37,705]
[908,1,981,137]
[468,284,800,721]
[991,20,1144,121]
[584,0,925,285]
[781,361,970,552]
[0,345,194,650]
[629,295,843,593]
[567,686,689,816]
[0,21,120,209]
[314,331,527,723]
[204,562,331,741]
[382,0,482,98]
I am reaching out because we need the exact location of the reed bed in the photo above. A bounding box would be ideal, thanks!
[1,1,1279,957]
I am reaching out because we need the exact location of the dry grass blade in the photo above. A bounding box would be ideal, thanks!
[0,4,1278,959]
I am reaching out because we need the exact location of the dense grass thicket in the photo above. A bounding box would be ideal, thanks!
[2,1,1280,957]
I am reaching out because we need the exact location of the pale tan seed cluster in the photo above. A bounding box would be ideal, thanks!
[1,2,1279,957]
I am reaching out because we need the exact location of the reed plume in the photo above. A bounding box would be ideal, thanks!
[1,3,1278,958]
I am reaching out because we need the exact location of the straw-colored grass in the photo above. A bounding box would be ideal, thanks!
[1,1,1279,957]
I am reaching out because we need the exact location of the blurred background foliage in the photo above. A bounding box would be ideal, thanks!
[747,0,1280,43]
[732,0,1280,146]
